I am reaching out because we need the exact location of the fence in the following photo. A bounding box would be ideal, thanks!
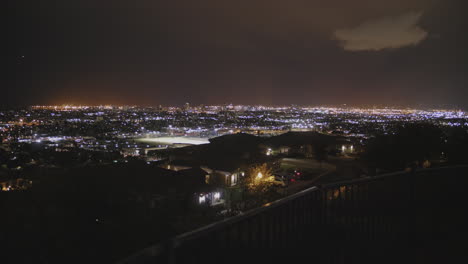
[118,166,468,264]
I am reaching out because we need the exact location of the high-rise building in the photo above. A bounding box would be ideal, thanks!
[183,102,190,111]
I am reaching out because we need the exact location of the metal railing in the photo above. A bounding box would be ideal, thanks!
[117,166,468,264]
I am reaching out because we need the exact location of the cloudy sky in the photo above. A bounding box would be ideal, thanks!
[6,0,468,108]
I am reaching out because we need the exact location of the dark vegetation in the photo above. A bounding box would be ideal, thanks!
[362,124,468,172]
[1,161,218,264]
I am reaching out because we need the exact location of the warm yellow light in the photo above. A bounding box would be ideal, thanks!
[257,172,263,179]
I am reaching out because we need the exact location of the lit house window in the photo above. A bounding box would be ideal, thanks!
[211,192,223,205]
[199,195,206,204]
[231,174,238,186]
[205,175,210,184]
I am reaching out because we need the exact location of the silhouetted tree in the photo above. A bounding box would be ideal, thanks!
[313,144,328,168]
[363,124,444,171]
[444,127,468,164]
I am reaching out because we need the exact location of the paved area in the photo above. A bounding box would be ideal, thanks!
[280,158,335,172]
[276,158,337,194]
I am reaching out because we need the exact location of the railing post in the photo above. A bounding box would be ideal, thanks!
[166,238,176,264]
[408,169,416,263]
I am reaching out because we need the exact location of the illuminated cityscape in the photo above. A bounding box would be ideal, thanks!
[5,0,468,263]
[2,104,468,264]
[4,105,467,144]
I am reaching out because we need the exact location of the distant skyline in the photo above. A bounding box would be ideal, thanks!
[6,0,468,108]
[23,103,468,111]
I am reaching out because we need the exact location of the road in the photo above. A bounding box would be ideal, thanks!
[276,158,336,195]
[314,156,365,184]
[280,158,335,172]
[277,155,366,194]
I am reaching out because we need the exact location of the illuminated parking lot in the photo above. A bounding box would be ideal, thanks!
[134,137,210,145]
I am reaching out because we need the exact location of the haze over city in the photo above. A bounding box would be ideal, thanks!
[7,0,468,108]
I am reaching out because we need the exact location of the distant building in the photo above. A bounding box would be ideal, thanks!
[183,102,190,112]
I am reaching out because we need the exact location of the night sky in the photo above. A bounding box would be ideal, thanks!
[6,0,468,108]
